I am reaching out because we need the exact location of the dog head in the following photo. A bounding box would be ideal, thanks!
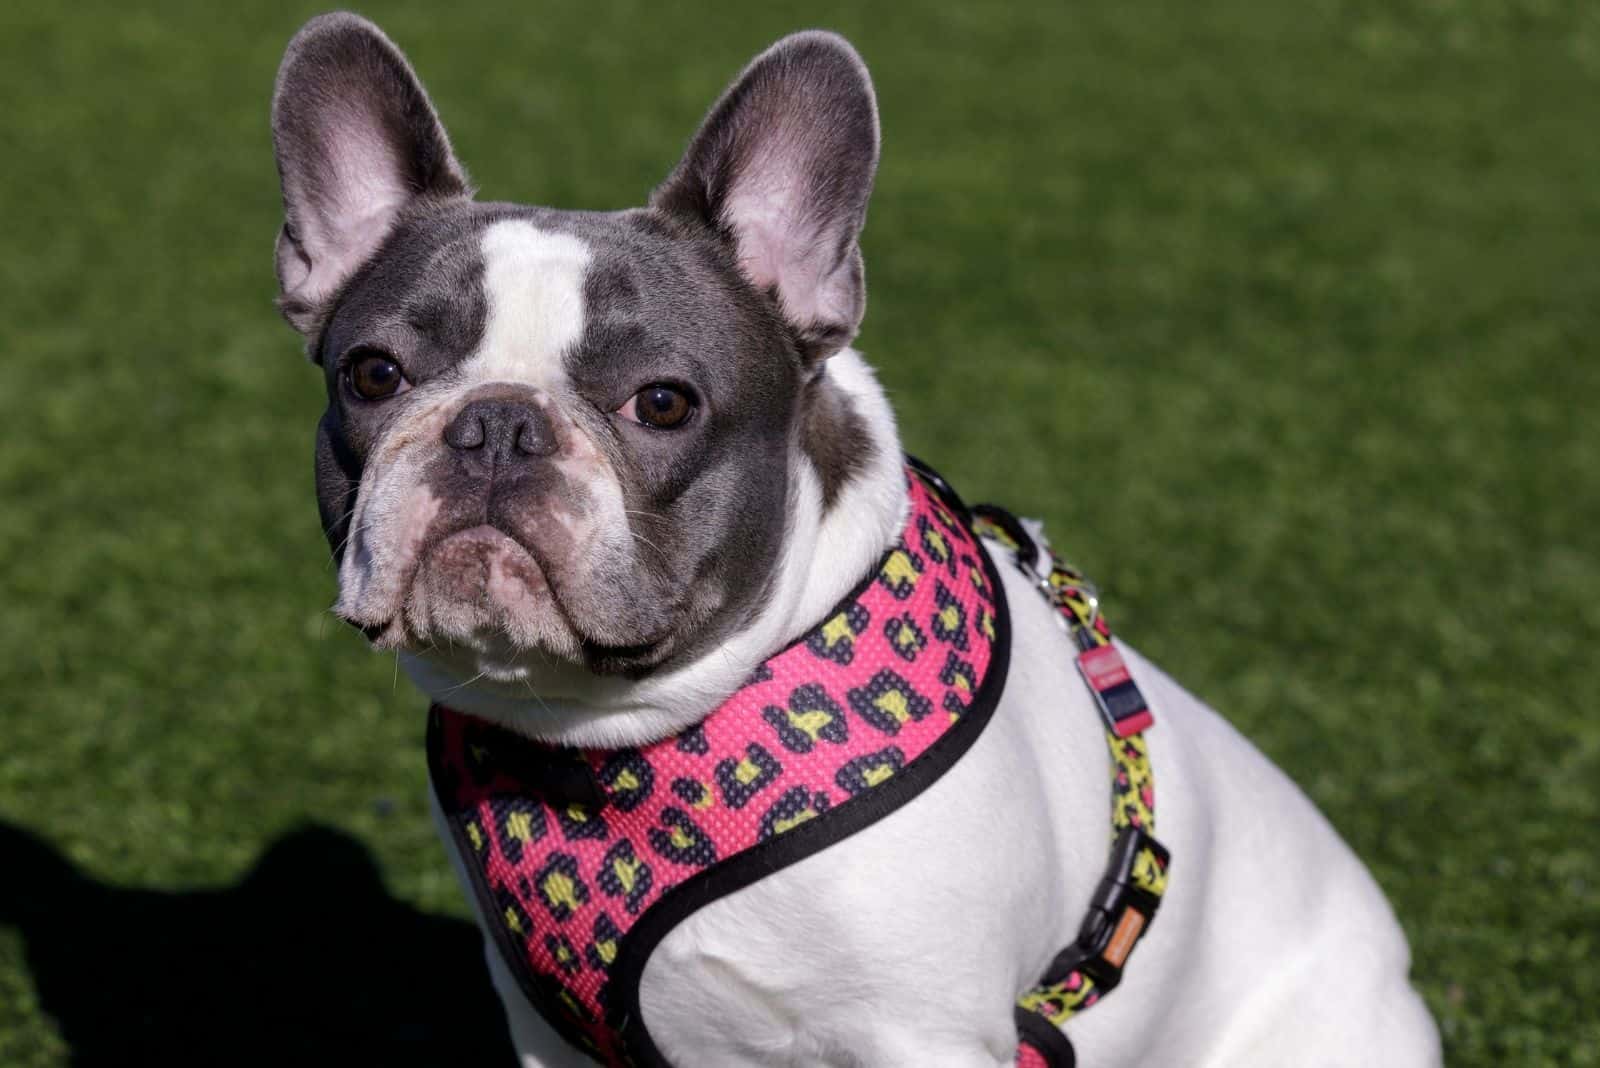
[272,15,898,699]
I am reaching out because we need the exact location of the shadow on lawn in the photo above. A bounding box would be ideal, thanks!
[0,820,516,1066]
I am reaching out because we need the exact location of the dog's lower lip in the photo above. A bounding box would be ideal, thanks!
[579,636,661,660]
[579,635,670,676]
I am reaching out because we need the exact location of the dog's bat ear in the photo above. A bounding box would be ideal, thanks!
[652,31,880,364]
[270,13,470,345]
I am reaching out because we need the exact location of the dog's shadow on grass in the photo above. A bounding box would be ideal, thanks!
[0,820,516,1066]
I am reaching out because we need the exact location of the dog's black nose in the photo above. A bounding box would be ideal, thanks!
[444,399,558,459]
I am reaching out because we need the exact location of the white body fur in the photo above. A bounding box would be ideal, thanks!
[424,348,1441,1066]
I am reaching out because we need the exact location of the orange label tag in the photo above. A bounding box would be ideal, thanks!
[1103,908,1147,968]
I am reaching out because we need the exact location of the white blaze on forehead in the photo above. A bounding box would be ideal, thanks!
[464,220,591,388]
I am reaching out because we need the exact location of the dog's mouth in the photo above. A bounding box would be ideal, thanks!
[342,520,674,677]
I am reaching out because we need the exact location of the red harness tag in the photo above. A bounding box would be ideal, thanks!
[1076,644,1153,738]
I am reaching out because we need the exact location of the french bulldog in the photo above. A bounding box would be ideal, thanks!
[269,13,1442,1067]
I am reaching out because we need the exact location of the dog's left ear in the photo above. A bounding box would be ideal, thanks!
[653,32,880,363]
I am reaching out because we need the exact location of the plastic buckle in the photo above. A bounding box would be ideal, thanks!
[1042,826,1169,992]
[1076,643,1154,738]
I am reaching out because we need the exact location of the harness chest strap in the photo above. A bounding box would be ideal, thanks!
[428,463,1169,1067]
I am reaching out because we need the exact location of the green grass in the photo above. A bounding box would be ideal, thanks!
[2,1,1597,1063]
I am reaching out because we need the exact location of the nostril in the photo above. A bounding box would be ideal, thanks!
[444,410,487,451]
[516,420,557,456]
[445,397,560,458]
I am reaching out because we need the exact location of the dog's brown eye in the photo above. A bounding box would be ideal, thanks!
[621,384,695,429]
[348,350,408,400]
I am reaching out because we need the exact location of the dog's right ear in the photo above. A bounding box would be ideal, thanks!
[271,13,470,344]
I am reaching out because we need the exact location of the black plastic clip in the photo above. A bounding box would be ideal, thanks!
[1040,825,1169,993]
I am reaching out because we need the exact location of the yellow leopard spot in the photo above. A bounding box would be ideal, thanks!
[566,803,589,822]
[882,550,920,590]
[734,757,762,785]
[613,856,640,893]
[669,824,694,849]
[821,612,855,649]
[506,810,535,843]
[594,939,617,965]
[926,528,949,560]
[771,809,817,836]
[863,763,896,787]
[786,708,834,741]
[504,906,523,934]
[873,689,911,724]
[692,784,715,810]
[467,821,484,851]
[613,769,640,791]
[542,871,580,914]
[939,604,961,632]
[893,623,918,649]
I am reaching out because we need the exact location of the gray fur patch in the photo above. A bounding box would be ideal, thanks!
[799,368,875,509]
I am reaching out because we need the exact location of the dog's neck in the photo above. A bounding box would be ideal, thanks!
[400,349,908,749]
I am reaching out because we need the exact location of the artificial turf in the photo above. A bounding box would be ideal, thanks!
[1,1,1596,1064]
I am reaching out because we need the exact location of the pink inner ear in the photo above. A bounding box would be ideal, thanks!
[725,176,856,337]
[283,106,413,305]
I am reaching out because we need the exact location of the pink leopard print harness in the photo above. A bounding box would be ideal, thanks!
[430,464,1168,1067]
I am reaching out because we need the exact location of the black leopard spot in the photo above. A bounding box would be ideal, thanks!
[919,514,957,575]
[963,553,993,603]
[646,808,717,868]
[806,602,869,666]
[586,912,623,972]
[713,743,781,808]
[940,650,978,699]
[761,684,847,753]
[883,612,928,663]
[758,787,831,841]
[597,839,653,915]
[532,853,589,922]
[848,669,934,735]
[930,580,969,651]
[834,746,907,796]
[495,884,535,937]
[675,724,709,755]
[878,546,925,600]
[555,801,608,842]
[493,800,547,865]
[597,750,654,812]
[543,932,582,975]
[670,777,712,809]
